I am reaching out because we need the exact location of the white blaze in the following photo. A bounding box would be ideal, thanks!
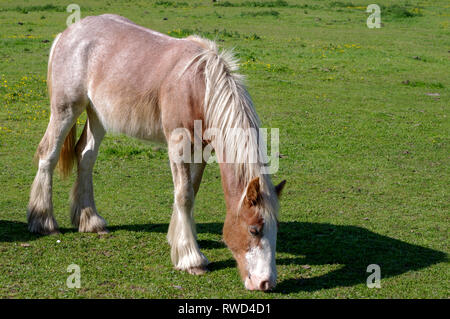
[244,220,277,289]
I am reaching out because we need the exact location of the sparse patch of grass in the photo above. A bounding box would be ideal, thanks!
[329,1,357,8]
[402,80,444,89]
[382,4,423,18]
[214,0,289,8]
[154,1,189,8]
[0,4,68,13]
[167,27,261,41]
[240,10,280,17]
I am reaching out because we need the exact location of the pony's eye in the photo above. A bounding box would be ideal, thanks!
[249,226,260,236]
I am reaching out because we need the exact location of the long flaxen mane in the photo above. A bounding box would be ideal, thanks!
[184,35,279,223]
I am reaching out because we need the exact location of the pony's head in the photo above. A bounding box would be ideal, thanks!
[223,176,286,291]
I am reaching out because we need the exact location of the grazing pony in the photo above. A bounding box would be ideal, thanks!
[27,14,286,291]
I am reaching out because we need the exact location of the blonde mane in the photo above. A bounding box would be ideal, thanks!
[184,36,279,222]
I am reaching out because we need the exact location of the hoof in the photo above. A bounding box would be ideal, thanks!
[27,216,59,236]
[78,215,108,234]
[186,266,209,275]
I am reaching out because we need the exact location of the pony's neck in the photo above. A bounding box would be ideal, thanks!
[219,163,246,212]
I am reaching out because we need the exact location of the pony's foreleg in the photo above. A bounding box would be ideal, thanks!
[70,108,107,233]
[27,114,78,234]
[191,161,206,197]
[167,143,208,274]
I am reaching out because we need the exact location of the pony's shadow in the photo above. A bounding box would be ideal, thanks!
[0,220,446,293]
[109,221,447,293]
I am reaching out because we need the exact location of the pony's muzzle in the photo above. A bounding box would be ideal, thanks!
[245,276,275,291]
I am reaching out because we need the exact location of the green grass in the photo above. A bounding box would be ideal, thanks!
[240,10,280,17]
[0,0,449,298]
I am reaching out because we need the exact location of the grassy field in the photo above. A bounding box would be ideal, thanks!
[0,0,448,298]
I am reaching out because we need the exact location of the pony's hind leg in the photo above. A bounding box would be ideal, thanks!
[70,107,107,233]
[167,138,209,275]
[28,113,79,234]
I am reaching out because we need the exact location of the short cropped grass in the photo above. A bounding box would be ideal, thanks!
[0,0,448,298]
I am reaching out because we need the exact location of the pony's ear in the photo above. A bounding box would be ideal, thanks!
[245,177,260,206]
[275,180,286,198]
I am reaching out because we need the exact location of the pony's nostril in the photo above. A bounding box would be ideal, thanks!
[260,280,270,291]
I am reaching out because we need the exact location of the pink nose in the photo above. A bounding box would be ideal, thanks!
[245,276,275,291]
[259,280,271,291]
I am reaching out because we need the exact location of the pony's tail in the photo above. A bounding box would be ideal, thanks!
[57,124,77,179]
